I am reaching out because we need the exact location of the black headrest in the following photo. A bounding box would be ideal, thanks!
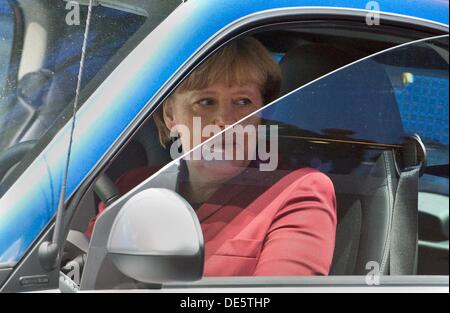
[280,43,362,95]
[263,44,405,145]
[17,69,54,107]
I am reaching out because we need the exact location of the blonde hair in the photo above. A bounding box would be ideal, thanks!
[153,37,281,147]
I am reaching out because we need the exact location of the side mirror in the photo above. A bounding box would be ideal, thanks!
[106,188,204,284]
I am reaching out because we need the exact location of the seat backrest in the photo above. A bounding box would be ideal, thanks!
[279,43,363,95]
[329,151,397,275]
[276,43,406,275]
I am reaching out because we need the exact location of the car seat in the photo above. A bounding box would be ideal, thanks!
[276,43,416,275]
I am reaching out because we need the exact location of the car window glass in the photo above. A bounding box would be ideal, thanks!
[0,2,148,151]
[0,0,180,267]
[85,36,448,287]
[392,56,449,192]
[177,35,449,277]
[0,0,181,196]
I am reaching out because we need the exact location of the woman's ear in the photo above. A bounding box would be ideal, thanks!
[163,98,176,130]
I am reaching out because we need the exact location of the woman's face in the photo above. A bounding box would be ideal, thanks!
[163,82,264,184]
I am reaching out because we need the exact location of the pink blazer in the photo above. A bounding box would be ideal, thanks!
[87,166,337,276]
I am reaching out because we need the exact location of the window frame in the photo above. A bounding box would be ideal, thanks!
[82,33,448,291]
[76,15,448,290]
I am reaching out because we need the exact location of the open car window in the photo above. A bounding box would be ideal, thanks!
[82,35,448,289]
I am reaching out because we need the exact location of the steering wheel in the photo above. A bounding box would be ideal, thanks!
[0,140,120,206]
[0,140,38,184]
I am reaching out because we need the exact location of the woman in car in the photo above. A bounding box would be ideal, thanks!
[87,37,337,276]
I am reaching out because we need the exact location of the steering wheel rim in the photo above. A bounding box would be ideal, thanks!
[0,140,120,207]
[0,140,38,184]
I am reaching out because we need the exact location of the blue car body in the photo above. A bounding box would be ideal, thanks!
[0,0,448,265]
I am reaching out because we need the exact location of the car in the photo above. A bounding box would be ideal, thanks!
[0,0,448,293]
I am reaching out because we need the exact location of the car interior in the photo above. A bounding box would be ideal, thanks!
[0,0,447,289]
[71,29,448,287]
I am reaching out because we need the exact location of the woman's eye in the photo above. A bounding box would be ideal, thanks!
[235,98,253,106]
[196,98,215,106]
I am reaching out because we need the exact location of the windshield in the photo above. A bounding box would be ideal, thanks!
[0,0,179,196]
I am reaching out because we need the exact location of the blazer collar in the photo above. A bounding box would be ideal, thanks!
[162,159,283,222]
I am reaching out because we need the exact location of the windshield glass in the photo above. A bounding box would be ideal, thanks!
[0,0,179,196]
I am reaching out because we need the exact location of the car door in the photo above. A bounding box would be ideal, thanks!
[72,11,448,291]
[74,34,447,293]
